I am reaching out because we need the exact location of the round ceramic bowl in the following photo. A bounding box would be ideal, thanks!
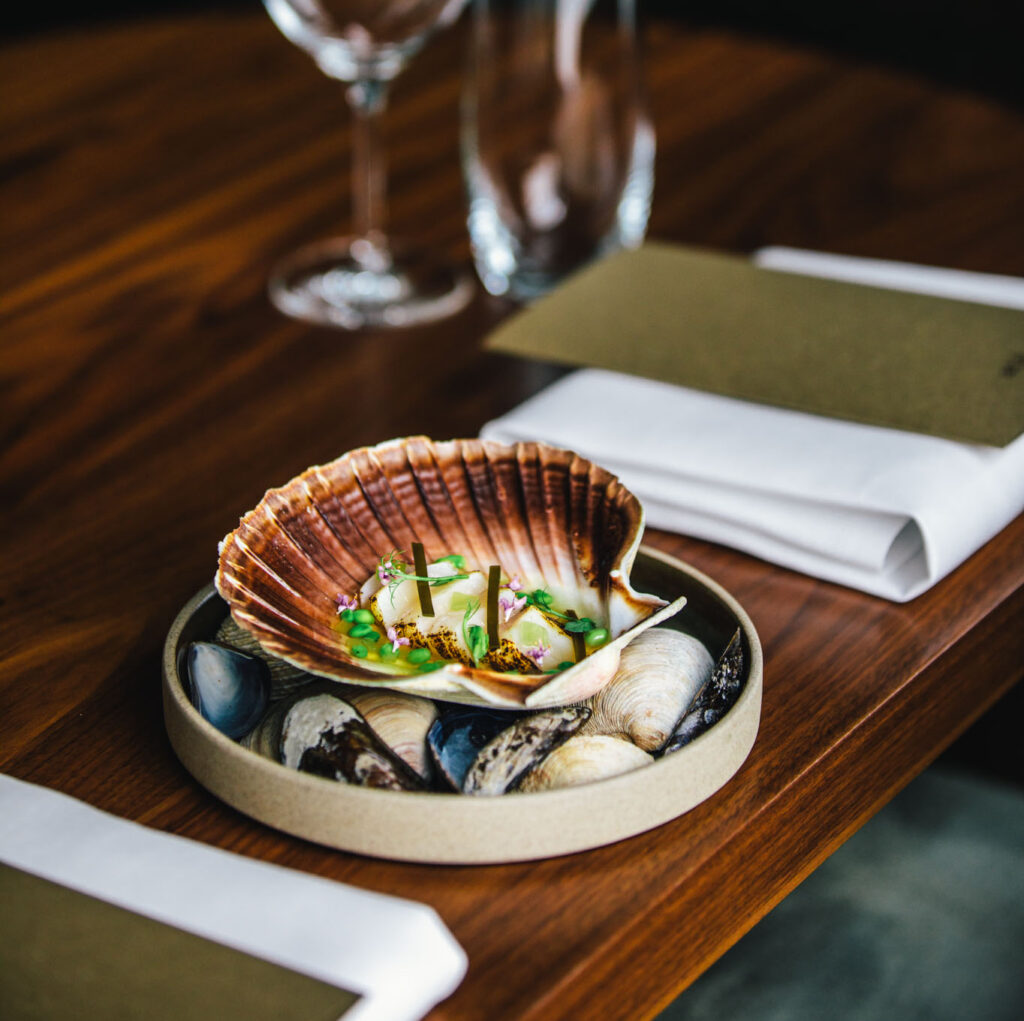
[162,546,762,864]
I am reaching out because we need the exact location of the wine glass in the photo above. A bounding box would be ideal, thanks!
[263,0,473,329]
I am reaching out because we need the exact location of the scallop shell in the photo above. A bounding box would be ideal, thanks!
[579,628,714,751]
[516,734,653,792]
[215,437,685,708]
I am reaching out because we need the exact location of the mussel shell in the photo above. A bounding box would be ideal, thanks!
[215,614,313,700]
[664,629,745,754]
[184,641,270,740]
[427,706,521,791]
[280,693,425,791]
[462,706,592,796]
[215,437,684,708]
[240,680,337,759]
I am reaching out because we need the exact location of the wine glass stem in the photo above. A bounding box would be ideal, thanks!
[346,80,390,260]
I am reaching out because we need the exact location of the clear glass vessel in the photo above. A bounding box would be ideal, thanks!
[263,0,474,329]
[462,0,654,301]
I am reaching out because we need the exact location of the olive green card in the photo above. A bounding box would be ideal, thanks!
[484,242,1024,446]
[0,864,358,1021]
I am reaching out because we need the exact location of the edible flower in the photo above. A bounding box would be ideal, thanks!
[524,641,550,669]
[336,593,359,612]
[386,625,410,654]
[498,590,528,622]
[377,550,406,585]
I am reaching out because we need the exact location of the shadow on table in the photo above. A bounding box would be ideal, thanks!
[657,763,1024,1021]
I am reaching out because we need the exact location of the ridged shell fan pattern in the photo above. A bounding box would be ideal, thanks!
[215,437,685,708]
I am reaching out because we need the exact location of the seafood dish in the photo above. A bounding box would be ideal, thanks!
[163,540,762,861]
[183,615,747,796]
[170,436,755,823]
[215,437,686,708]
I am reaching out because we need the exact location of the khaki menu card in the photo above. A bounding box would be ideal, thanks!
[484,242,1024,446]
[1,864,358,1021]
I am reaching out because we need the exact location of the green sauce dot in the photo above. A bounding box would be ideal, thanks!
[353,608,375,624]
[557,661,574,671]
[407,648,431,664]
[351,643,369,658]
[584,628,609,648]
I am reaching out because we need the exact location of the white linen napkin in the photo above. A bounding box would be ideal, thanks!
[0,774,467,1021]
[480,248,1024,601]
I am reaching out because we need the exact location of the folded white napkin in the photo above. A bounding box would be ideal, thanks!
[0,774,467,1021]
[481,249,1024,601]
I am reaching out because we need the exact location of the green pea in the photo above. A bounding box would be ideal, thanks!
[584,627,609,648]
[365,630,381,643]
[351,643,369,658]
[353,608,375,624]
[379,644,400,660]
[348,623,374,638]
[339,608,356,622]
[557,661,574,671]
[407,648,431,664]
[417,661,446,673]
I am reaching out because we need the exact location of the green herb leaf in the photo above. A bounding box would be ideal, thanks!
[468,625,488,663]
[434,553,466,570]
[460,600,489,665]
[563,617,596,633]
[565,609,587,662]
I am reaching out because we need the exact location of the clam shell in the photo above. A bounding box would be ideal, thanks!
[516,734,653,793]
[344,690,438,781]
[579,628,714,752]
[215,437,685,708]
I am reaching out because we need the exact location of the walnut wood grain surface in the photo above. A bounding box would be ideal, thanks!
[2,13,1023,1021]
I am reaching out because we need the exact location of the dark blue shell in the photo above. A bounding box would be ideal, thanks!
[426,706,522,791]
[184,641,271,740]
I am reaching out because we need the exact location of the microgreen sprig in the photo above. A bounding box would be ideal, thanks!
[377,549,472,607]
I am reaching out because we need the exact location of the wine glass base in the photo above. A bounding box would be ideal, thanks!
[268,237,474,330]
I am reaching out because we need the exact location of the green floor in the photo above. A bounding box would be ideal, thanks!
[658,768,1024,1021]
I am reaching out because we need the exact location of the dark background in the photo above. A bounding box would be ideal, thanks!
[4,1,1023,106]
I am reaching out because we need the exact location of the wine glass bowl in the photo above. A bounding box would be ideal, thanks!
[262,0,473,329]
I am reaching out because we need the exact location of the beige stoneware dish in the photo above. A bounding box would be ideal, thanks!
[163,547,762,864]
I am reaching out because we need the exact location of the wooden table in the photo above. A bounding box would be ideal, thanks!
[2,11,1022,1020]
